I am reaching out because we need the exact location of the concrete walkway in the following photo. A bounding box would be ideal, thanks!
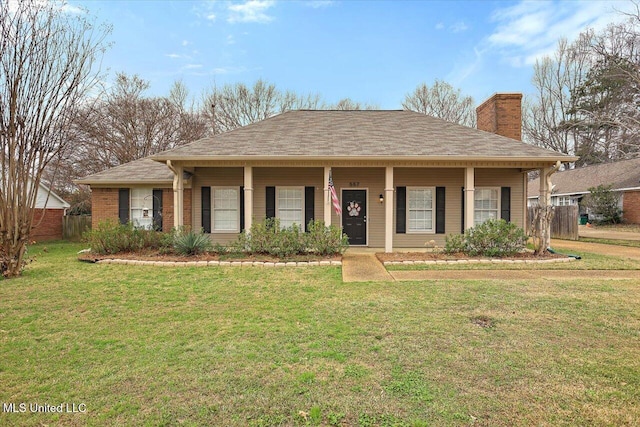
[342,251,393,282]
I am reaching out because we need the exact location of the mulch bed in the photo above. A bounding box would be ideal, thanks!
[77,251,341,264]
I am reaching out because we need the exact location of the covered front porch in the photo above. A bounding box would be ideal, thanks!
[164,160,555,252]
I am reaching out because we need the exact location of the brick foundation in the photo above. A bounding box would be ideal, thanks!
[91,187,192,231]
[623,190,640,224]
[31,208,64,241]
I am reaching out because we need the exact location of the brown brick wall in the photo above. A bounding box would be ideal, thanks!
[476,93,522,141]
[30,208,64,241]
[623,190,640,224]
[91,187,191,231]
[91,188,119,228]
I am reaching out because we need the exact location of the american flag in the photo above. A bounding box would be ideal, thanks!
[328,170,342,215]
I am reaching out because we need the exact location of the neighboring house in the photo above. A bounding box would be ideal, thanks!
[77,93,575,252]
[528,158,640,224]
[30,180,71,241]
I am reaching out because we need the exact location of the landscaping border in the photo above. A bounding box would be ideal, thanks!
[95,259,342,267]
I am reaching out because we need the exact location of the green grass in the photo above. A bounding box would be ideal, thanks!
[578,237,640,248]
[1,242,639,426]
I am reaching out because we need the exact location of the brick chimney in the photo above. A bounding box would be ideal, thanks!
[476,93,522,141]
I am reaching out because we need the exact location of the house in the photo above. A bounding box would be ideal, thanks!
[76,93,575,252]
[527,157,640,224]
[30,180,71,241]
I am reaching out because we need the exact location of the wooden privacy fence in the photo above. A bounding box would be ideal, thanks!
[63,215,92,241]
[528,205,579,241]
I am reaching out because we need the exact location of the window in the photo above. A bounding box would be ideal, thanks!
[131,188,153,229]
[553,196,575,206]
[474,187,499,225]
[407,188,434,232]
[213,188,239,232]
[277,187,303,229]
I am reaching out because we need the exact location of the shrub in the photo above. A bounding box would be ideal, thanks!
[584,184,622,224]
[172,229,213,256]
[444,219,527,257]
[305,220,349,255]
[83,219,164,255]
[444,233,467,254]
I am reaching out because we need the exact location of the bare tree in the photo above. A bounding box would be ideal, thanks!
[69,73,208,176]
[330,98,379,110]
[0,1,109,277]
[202,79,327,134]
[402,80,476,127]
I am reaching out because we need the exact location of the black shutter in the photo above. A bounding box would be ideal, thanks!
[436,187,445,234]
[304,186,314,232]
[461,187,465,234]
[118,188,130,225]
[152,189,163,231]
[501,187,511,222]
[396,186,406,234]
[266,186,276,219]
[240,186,245,232]
[201,186,211,233]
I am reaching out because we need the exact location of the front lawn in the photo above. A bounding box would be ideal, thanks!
[1,242,638,426]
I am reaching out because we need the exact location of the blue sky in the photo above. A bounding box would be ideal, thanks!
[71,0,636,109]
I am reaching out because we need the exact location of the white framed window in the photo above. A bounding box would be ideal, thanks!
[213,187,239,232]
[407,187,434,233]
[277,187,304,229]
[474,187,500,225]
[131,187,153,229]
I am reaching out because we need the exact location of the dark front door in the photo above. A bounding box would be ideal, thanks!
[342,190,367,245]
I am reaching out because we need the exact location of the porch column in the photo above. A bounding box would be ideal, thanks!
[244,166,253,232]
[464,167,475,230]
[323,166,331,225]
[385,166,394,253]
[167,160,184,228]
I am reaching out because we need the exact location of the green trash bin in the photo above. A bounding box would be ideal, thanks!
[579,214,588,225]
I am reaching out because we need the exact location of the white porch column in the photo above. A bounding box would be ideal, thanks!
[244,166,253,232]
[464,167,475,230]
[385,166,394,253]
[167,160,184,228]
[323,166,331,225]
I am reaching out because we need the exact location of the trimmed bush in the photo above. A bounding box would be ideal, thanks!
[305,220,349,255]
[444,219,527,257]
[83,219,164,255]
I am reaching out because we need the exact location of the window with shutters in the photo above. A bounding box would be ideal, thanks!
[277,187,304,229]
[474,187,500,225]
[131,187,154,229]
[213,187,239,232]
[407,187,434,233]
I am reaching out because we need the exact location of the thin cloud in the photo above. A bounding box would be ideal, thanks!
[487,0,636,67]
[211,66,248,74]
[165,53,182,59]
[435,22,444,30]
[227,0,275,24]
[305,1,335,8]
[206,13,216,21]
[450,21,468,33]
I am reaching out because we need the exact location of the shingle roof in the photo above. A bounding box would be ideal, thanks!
[151,110,573,160]
[75,158,174,185]
[528,157,640,197]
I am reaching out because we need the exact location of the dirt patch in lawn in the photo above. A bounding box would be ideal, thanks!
[78,251,341,264]
[376,251,564,263]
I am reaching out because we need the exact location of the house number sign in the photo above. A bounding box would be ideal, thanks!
[348,182,360,187]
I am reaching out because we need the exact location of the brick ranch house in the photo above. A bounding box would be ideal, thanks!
[77,93,575,252]
[30,180,70,241]
[528,157,640,224]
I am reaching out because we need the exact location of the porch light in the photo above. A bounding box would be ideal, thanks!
[379,194,384,203]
